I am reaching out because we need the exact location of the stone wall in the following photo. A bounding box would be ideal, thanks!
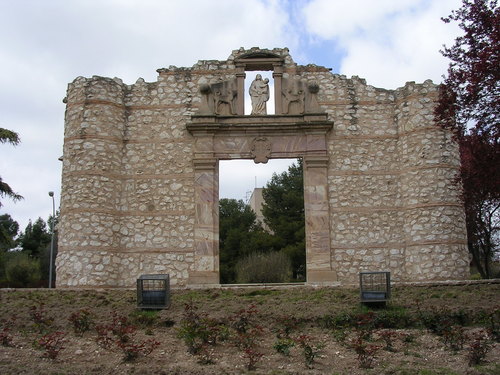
[57,48,469,288]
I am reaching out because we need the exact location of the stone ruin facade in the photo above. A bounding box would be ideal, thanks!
[56,47,469,288]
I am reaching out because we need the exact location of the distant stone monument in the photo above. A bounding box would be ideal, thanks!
[56,47,469,288]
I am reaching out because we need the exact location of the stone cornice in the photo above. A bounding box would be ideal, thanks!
[187,114,333,137]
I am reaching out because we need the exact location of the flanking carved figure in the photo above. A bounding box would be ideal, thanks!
[199,78,238,116]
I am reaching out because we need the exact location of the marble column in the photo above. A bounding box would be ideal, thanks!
[303,155,337,284]
[235,65,246,115]
[189,157,220,285]
[273,65,283,115]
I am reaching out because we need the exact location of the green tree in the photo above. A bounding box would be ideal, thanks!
[219,198,258,283]
[0,214,19,252]
[219,198,280,283]
[18,217,51,258]
[0,214,20,282]
[262,160,305,280]
[0,128,22,207]
[5,252,41,287]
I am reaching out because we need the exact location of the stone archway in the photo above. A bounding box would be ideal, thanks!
[187,113,336,286]
[57,47,469,289]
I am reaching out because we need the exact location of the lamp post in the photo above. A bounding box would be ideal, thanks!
[48,191,55,288]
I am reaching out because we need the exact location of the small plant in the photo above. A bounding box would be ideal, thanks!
[95,312,135,348]
[468,330,492,366]
[230,304,259,334]
[273,337,295,356]
[197,344,216,365]
[177,301,224,354]
[275,314,301,338]
[355,312,376,340]
[295,335,324,369]
[331,329,348,344]
[229,305,265,370]
[442,325,466,352]
[95,312,160,361]
[376,329,400,352]
[116,338,160,362]
[350,333,380,369]
[95,324,114,349]
[243,347,264,371]
[30,304,53,332]
[109,312,136,343]
[231,306,264,350]
[486,308,500,342]
[0,326,14,347]
[38,331,65,359]
[68,309,94,336]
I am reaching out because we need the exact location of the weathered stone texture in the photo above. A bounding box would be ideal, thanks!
[57,48,468,288]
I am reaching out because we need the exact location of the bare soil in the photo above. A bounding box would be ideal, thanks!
[0,282,499,375]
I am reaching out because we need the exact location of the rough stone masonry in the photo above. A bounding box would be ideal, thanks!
[56,47,469,288]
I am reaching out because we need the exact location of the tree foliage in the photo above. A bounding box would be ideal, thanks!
[435,0,499,277]
[0,214,19,252]
[219,198,279,283]
[0,127,22,207]
[18,217,52,258]
[436,0,499,139]
[262,160,305,280]
[0,213,58,287]
[219,161,306,283]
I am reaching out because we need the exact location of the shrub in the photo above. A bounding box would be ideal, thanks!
[116,338,160,362]
[38,331,65,359]
[230,305,264,370]
[5,253,41,287]
[468,330,492,366]
[95,312,136,348]
[0,326,14,347]
[30,303,53,333]
[243,347,264,370]
[68,309,94,336]
[274,315,302,338]
[442,325,467,352]
[177,301,224,354]
[231,306,264,350]
[95,311,160,361]
[235,251,292,283]
[350,333,381,369]
[273,337,295,356]
[376,329,401,352]
[295,334,324,369]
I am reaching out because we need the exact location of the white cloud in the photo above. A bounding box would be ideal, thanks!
[302,0,461,88]
[0,0,297,230]
[303,0,422,38]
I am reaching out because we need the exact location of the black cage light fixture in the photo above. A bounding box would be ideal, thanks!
[359,271,391,305]
[137,274,170,309]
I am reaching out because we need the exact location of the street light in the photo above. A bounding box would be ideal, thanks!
[48,191,55,288]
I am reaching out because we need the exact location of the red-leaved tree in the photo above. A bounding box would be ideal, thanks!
[435,0,499,278]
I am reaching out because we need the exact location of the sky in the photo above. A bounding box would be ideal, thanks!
[0,0,462,232]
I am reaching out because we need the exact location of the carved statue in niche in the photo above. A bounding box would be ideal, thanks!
[198,78,238,116]
[249,74,270,115]
[282,75,305,114]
